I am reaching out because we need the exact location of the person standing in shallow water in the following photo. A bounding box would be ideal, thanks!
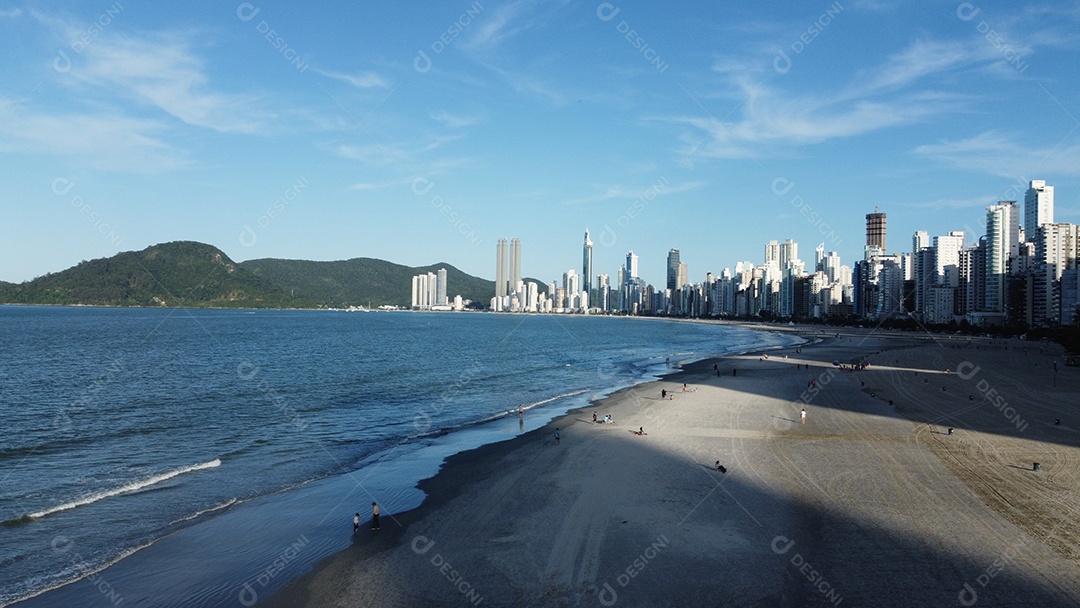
[371,502,380,530]
[353,513,360,533]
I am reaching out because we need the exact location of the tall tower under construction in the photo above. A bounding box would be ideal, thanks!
[866,210,886,251]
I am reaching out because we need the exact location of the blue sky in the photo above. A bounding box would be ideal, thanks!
[2,1,1079,287]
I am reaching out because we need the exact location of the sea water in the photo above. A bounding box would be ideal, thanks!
[0,306,796,607]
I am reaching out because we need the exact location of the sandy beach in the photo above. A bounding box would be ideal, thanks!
[265,327,1080,607]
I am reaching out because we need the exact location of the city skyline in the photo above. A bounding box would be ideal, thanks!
[482,176,1076,327]
[4,2,1080,284]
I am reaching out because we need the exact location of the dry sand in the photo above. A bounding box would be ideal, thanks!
[265,327,1080,607]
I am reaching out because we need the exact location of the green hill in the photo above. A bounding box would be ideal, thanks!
[238,257,497,308]
[0,241,305,308]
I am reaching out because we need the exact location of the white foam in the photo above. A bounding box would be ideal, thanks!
[29,458,221,520]
[168,497,238,526]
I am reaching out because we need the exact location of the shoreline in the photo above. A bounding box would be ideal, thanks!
[262,328,1080,607]
[259,331,816,607]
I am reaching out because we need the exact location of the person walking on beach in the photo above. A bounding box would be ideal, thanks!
[801,408,806,424]
[353,513,360,533]
[661,389,667,399]
[371,502,380,530]
[593,412,597,423]
[554,428,560,445]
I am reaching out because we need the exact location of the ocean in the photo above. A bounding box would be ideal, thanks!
[0,306,796,607]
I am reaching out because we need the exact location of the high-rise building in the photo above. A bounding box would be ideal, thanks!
[1024,180,1054,241]
[764,241,780,267]
[677,262,688,290]
[780,239,797,269]
[495,238,508,300]
[626,251,639,281]
[436,268,448,305]
[934,231,965,287]
[823,252,841,284]
[960,239,986,315]
[509,238,522,292]
[815,243,825,272]
[563,269,579,299]
[596,274,610,312]
[985,201,1021,313]
[411,270,446,310]
[582,229,594,298]
[667,249,681,290]
[866,211,887,251]
[1033,223,1080,325]
[911,230,932,315]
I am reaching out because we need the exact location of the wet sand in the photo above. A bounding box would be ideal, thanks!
[265,328,1080,607]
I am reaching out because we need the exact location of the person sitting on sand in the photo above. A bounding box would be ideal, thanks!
[715,461,727,474]
[682,383,687,392]
[638,426,647,435]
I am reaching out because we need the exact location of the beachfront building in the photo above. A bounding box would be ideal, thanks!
[1031,223,1080,326]
[509,238,522,295]
[582,229,593,304]
[876,255,905,319]
[436,268,447,307]
[985,201,1021,314]
[823,251,841,283]
[912,235,934,318]
[412,270,450,310]
[667,249,680,291]
[959,239,987,317]
[495,238,508,302]
[1025,180,1054,241]
[493,237,524,311]
[595,273,610,312]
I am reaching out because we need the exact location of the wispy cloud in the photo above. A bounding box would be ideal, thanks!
[913,131,1080,178]
[563,181,704,205]
[315,69,390,89]
[66,32,273,134]
[0,96,188,171]
[672,39,990,161]
[346,177,414,192]
[430,110,481,128]
[333,133,466,168]
[904,195,1002,210]
[0,8,22,18]
[462,0,567,51]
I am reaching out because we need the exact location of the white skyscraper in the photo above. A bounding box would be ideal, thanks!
[934,231,965,287]
[582,230,593,297]
[1034,223,1080,325]
[426,272,438,308]
[626,251,639,281]
[764,240,780,266]
[985,201,1021,313]
[436,268,448,305]
[1025,180,1054,241]
[509,238,522,291]
[495,238,508,300]
[780,239,797,269]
